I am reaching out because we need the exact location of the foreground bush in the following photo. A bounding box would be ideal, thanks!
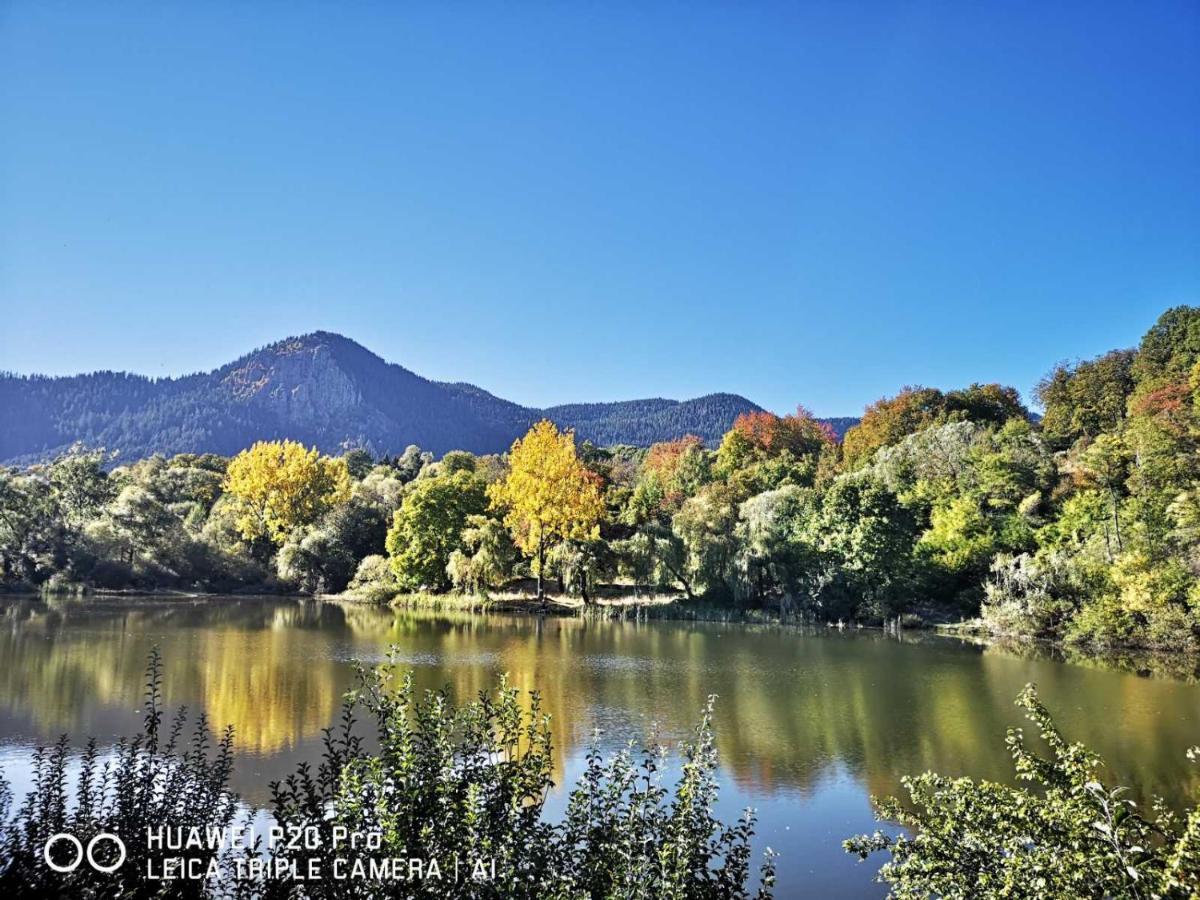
[0,652,774,899]
[261,655,775,899]
[845,684,1200,898]
[0,648,239,897]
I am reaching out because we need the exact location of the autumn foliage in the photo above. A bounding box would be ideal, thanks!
[843,384,1026,467]
[730,407,836,456]
[224,440,351,545]
[642,435,706,483]
[488,420,605,599]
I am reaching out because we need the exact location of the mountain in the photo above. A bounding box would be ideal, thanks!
[0,332,856,463]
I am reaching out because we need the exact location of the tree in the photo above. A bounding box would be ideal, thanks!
[278,497,389,593]
[388,444,433,483]
[341,448,375,480]
[1036,350,1135,447]
[1131,304,1200,390]
[639,435,711,511]
[1074,433,1132,557]
[0,470,65,584]
[224,441,351,546]
[672,482,742,599]
[726,407,836,458]
[386,471,488,592]
[738,485,821,606]
[438,450,478,476]
[865,420,989,504]
[488,420,605,603]
[716,408,835,490]
[917,495,1004,603]
[843,384,1027,468]
[104,484,175,566]
[812,475,917,620]
[46,446,114,529]
[943,383,1027,426]
[612,525,695,599]
[843,387,950,468]
[446,514,519,595]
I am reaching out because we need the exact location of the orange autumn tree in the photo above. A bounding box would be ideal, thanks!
[643,434,705,481]
[733,408,836,455]
[717,406,835,473]
[640,434,707,509]
[488,420,605,602]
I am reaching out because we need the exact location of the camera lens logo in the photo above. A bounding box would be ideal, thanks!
[43,832,126,873]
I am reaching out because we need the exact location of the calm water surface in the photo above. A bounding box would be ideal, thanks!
[1,596,1198,898]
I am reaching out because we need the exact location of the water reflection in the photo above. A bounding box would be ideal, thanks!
[0,596,1197,896]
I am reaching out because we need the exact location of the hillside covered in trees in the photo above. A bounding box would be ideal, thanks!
[3,306,1199,654]
[0,332,856,463]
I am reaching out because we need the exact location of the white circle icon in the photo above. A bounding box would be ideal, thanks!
[87,833,126,873]
[43,833,83,873]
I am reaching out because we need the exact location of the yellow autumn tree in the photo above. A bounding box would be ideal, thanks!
[488,420,605,602]
[224,440,351,545]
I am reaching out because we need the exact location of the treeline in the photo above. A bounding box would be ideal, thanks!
[538,395,855,447]
[3,306,1199,652]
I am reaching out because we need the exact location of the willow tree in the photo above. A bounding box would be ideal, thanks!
[489,420,605,603]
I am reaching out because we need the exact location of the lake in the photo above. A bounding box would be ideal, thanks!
[0,595,1197,897]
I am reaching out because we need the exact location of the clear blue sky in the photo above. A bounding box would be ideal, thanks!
[1,2,1197,416]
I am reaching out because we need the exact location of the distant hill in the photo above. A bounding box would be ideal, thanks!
[0,332,857,463]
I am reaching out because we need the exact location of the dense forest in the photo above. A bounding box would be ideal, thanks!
[3,306,1199,652]
[0,331,833,462]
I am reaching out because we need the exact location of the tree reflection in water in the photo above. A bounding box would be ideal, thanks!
[0,595,1197,811]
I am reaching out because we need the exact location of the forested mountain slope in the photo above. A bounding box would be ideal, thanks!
[0,332,852,462]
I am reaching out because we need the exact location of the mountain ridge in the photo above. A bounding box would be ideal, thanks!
[0,332,857,463]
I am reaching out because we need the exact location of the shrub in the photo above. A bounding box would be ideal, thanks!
[0,649,241,894]
[981,551,1092,639]
[264,654,777,899]
[1067,552,1200,652]
[344,554,400,603]
[845,684,1200,898]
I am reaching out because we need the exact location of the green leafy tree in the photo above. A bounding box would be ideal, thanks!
[46,446,114,529]
[446,514,519,595]
[1074,433,1133,557]
[672,482,742,599]
[278,497,388,593]
[0,471,65,584]
[812,475,918,620]
[612,525,695,600]
[1037,349,1136,448]
[103,483,176,566]
[386,471,488,591]
[341,448,375,480]
[737,485,821,606]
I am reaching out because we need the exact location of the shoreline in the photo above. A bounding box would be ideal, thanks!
[10,586,1198,670]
